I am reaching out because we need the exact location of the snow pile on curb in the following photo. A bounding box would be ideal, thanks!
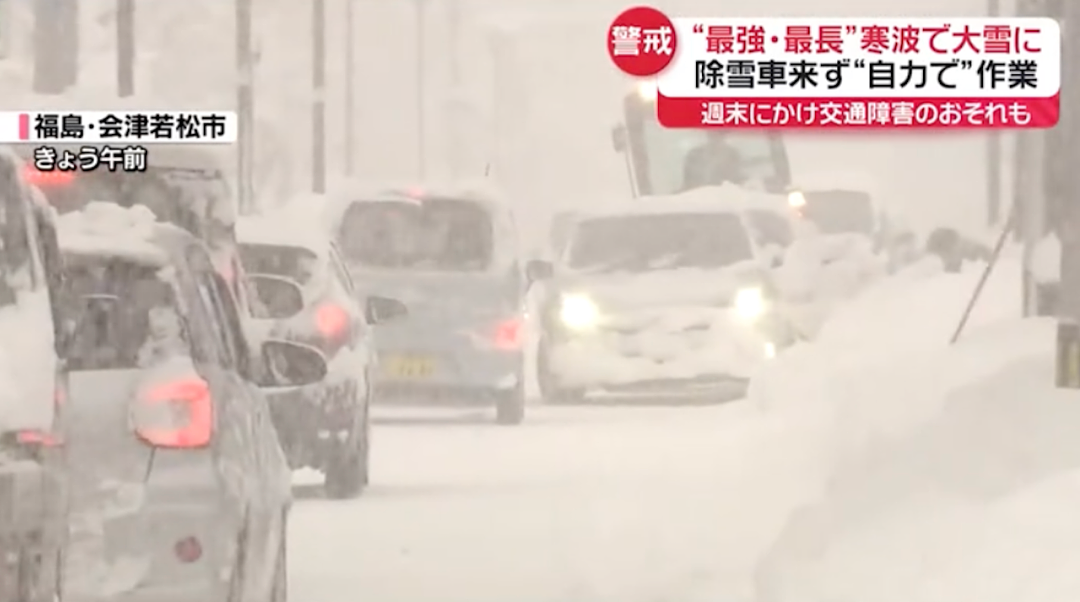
[747,249,1080,601]
[755,319,1080,602]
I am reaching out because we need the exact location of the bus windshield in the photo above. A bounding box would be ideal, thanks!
[637,122,783,195]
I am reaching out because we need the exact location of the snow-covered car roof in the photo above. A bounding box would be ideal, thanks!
[292,177,511,233]
[235,212,329,258]
[57,202,192,266]
[575,185,787,220]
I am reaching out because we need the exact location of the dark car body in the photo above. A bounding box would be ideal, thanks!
[237,218,407,498]
[321,184,530,425]
[55,203,321,602]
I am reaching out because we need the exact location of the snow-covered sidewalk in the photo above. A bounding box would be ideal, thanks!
[751,252,1080,601]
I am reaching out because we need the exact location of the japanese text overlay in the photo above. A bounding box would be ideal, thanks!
[609,11,1060,129]
[0,111,239,143]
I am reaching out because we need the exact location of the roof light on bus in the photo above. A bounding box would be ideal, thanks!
[636,80,658,102]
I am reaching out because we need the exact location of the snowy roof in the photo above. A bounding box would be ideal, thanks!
[297,177,510,232]
[56,202,182,265]
[236,211,329,257]
[576,185,789,219]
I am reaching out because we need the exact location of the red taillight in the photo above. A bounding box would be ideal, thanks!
[23,167,75,187]
[18,384,68,447]
[16,430,61,447]
[134,379,213,449]
[174,537,203,563]
[315,303,349,339]
[493,318,523,350]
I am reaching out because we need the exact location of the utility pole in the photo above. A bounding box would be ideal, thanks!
[1053,0,1080,388]
[34,0,79,94]
[986,0,1002,225]
[312,0,327,193]
[415,0,427,179]
[236,0,255,214]
[446,0,462,179]
[343,0,355,176]
[1017,0,1049,316]
[116,0,134,96]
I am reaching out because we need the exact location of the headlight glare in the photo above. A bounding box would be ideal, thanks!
[559,294,599,330]
[734,287,766,320]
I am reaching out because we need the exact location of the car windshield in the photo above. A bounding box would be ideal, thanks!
[638,120,781,195]
[801,192,876,235]
[239,244,320,285]
[61,256,188,371]
[567,212,753,273]
[338,198,494,271]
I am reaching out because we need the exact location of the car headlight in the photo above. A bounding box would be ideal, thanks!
[635,80,658,102]
[787,190,807,209]
[733,287,766,321]
[559,294,599,330]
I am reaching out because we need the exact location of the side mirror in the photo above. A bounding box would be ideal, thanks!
[525,259,553,283]
[365,295,408,324]
[610,124,627,153]
[256,339,328,388]
[247,274,304,319]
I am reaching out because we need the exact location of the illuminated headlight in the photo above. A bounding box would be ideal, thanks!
[636,80,658,102]
[733,287,766,321]
[559,294,599,330]
[787,190,807,209]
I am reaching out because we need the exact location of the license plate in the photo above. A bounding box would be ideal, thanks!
[382,356,435,378]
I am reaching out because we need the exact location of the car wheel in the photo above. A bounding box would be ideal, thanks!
[270,519,288,602]
[324,381,368,499]
[494,380,526,426]
[537,342,584,405]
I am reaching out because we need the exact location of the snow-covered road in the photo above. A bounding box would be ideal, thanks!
[288,403,811,602]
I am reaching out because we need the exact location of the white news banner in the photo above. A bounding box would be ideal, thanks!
[0,111,239,144]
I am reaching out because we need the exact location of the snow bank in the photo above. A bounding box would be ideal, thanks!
[755,320,1080,602]
[774,233,886,338]
[745,249,1080,601]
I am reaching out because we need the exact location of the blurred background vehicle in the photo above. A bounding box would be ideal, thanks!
[237,214,407,498]
[15,144,261,320]
[322,183,532,425]
[528,194,794,404]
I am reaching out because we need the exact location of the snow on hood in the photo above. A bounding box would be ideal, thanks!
[558,262,766,311]
[0,289,56,432]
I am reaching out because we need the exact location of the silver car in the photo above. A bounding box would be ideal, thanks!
[325,186,532,425]
[57,204,325,602]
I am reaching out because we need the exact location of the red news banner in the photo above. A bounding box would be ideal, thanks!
[608,7,1061,129]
